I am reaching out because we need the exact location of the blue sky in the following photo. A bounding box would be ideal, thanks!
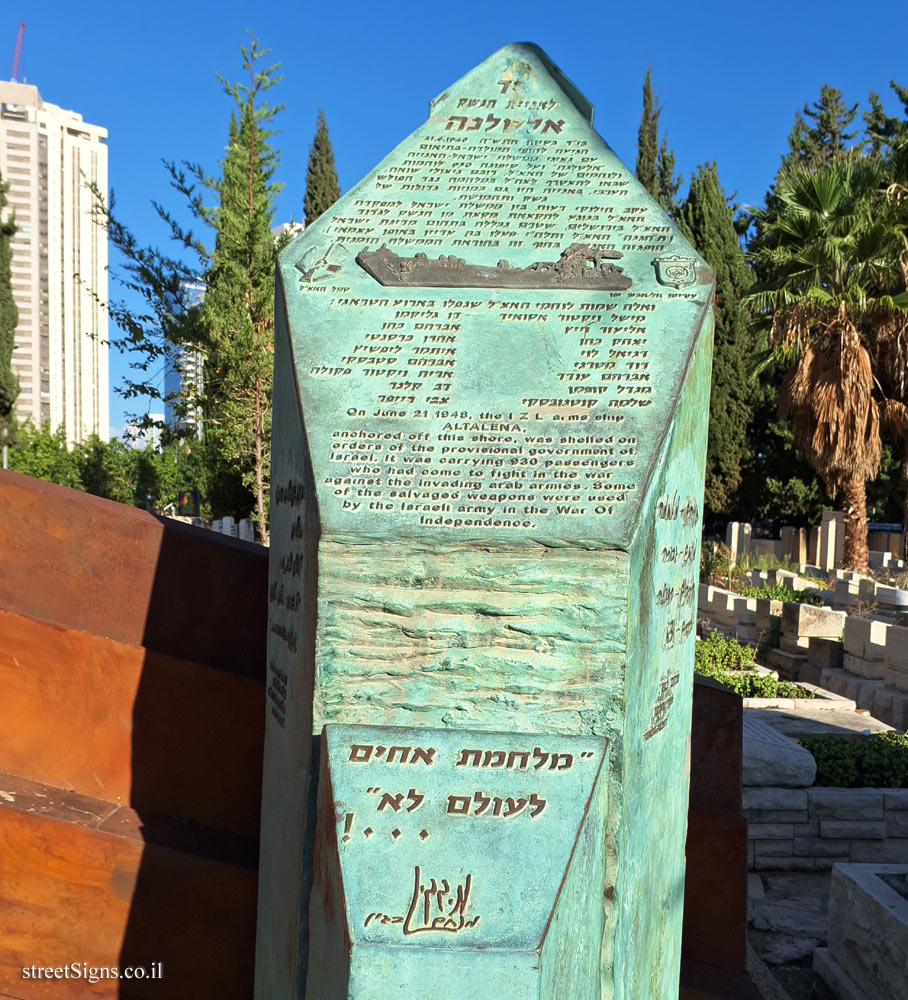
[12,0,907,436]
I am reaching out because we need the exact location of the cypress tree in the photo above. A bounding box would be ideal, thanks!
[0,173,18,434]
[635,68,681,216]
[677,163,753,515]
[635,68,659,197]
[202,38,285,543]
[304,110,340,226]
[656,135,682,217]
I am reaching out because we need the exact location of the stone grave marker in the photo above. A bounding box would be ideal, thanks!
[258,42,714,1000]
[306,724,608,999]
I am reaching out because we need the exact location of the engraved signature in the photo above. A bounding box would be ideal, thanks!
[363,866,480,935]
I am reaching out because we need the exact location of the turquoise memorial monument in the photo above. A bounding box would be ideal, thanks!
[257,43,714,1000]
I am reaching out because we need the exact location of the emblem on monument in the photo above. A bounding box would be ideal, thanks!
[356,243,632,290]
[296,242,349,284]
[652,255,698,289]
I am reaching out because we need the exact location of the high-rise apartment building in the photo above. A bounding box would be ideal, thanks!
[164,280,205,437]
[0,80,108,443]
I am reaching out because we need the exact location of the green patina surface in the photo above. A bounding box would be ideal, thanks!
[609,312,713,998]
[307,725,608,1000]
[257,42,714,1000]
[278,42,712,547]
[315,542,628,736]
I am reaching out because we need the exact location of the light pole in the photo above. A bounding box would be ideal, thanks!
[1,425,7,471]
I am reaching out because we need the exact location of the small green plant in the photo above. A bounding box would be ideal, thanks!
[714,672,810,699]
[737,583,822,605]
[695,630,756,673]
[742,552,796,573]
[799,735,859,786]
[700,545,798,589]
[800,732,908,788]
[861,732,908,786]
[694,631,814,699]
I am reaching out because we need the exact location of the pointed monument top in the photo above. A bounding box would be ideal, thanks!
[429,43,595,125]
[276,44,713,546]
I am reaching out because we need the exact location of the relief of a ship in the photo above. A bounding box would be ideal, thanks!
[356,243,632,290]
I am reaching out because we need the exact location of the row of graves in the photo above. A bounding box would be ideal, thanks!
[725,515,907,577]
[699,568,908,732]
[700,572,908,1000]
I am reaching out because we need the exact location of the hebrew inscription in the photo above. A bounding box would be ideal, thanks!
[337,739,598,843]
[287,60,711,540]
[266,476,308,729]
[643,490,701,741]
[320,724,607,945]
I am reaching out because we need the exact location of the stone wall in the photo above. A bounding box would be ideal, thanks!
[744,786,908,872]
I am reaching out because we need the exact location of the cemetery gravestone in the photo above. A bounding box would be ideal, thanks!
[258,42,714,1000]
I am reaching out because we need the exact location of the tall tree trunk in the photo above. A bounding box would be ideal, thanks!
[254,375,268,546]
[841,473,869,574]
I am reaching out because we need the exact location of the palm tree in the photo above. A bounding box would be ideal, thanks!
[748,152,908,573]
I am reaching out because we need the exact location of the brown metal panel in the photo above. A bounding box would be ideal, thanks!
[682,675,749,980]
[0,471,267,676]
[688,674,743,815]
[0,608,264,839]
[0,776,256,1000]
[682,807,749,973]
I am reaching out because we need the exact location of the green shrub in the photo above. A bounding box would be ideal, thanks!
[799,732,908,788]
[799,735,859,786]
[694,631,813,699]
[706,670,813,699]
[737,583,822,605]
[695,630,755,673]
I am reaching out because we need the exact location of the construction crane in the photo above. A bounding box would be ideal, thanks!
[10,21,24,82]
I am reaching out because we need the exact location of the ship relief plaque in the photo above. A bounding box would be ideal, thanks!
[356,243,631,290]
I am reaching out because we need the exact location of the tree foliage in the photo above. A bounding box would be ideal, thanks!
[0,173,19,435]
[737,376,831,525]
[865,80,908,158]
[635,68,659,197]
[94,38,286,538]
[786,85,859,169]
[748,153,908,570]
[9,424,82,490]
[678,163,753,515]
[304,110,340,226]
[634,68,681,216]
[200,40,287,543]
[7,422,241,519]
